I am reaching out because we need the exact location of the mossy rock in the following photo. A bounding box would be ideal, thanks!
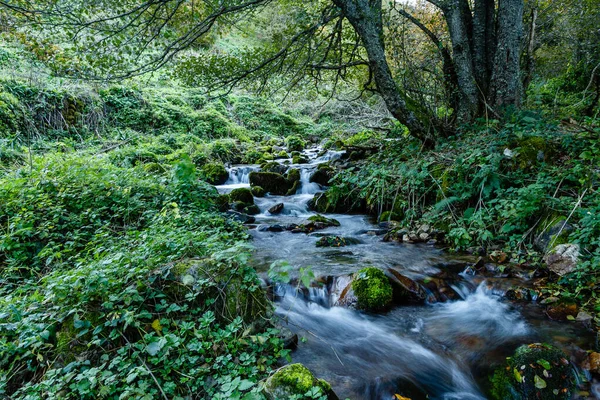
[249,172,292,195]
[316,236,360,247]
[261,161,288,174]
[251,186,266,197]
[309,164,334,186]
[490,343,574,400]
[231,201,247,212]
[514,136,555,168]
[285,135,306,152]
[286,168,301,183]
[379,211,402,223]
[264,363,338,400]
[352,267,393,311]
[229,187,254,205]
[292,155,308,164]
[243,204,261,215]
[201,162,229,185]
[307,214,340,227]
[275,150,289,159]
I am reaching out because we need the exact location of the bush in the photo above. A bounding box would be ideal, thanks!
[285,135,306,152]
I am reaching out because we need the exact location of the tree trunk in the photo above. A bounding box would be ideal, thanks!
[490,0,524,108]
[335,0,435,144]
[523,5,538,92]
[473,0,496,96]
[440,0,479,121]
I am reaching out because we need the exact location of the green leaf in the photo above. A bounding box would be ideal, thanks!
[238,379,255,391]
[534,375,547,389]
[513,368,522,383]
[537,359,552,370]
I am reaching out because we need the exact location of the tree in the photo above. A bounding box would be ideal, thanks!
[1,0,527,144]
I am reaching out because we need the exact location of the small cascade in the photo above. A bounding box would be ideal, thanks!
[225,165,260,185]
[297,167,321,194]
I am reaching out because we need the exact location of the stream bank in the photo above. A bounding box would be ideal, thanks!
[216,146,599,400]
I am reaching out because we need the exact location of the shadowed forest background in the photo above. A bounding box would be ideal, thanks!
[0,0,599,399]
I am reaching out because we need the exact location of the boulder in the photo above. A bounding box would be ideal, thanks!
[307,214,340,226]
[292,155,308,164]
[534,217,573,252]
[268,203,284,215]
[229,187,254,205]
[201,163,229,185]
[261,161,288,175]
[544,244,580,276]
[251,186,266,197]
[309,164,334,186]
[490,343,573,400]
[316,236,361,247]
[351,267,393,311]
[243,205,261,215]
[249,172,292,195]
[264,363,338,400]
[385,269,427,303]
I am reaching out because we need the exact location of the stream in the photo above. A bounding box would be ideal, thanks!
[217,148,598,400]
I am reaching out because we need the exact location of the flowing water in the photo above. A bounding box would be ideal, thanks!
[217,148,597,400]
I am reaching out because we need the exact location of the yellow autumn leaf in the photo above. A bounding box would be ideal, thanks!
[151,319,162,333]
[394,395,411,400]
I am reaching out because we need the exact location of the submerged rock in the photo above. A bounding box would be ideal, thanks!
[251,185,266,197]
[315,236,360,247]
[264,363,338,400]
[352,267,393,311]
[268,203,284,215]
[385,269,427,303]
[490,343,573,400]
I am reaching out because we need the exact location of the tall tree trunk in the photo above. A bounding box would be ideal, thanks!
[490,0,524,108]
[335,0,434,144]
[473,0,496,97]
[440,0,479,121]
[523,5,538,92]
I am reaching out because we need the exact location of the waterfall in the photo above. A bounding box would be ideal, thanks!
[225,165,260,185]
[297,167,321,194]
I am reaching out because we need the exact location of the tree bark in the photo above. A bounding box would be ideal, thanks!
[523,5,537,92]
[335,0,434,144]
[440,0,479,121]
[490,0,524,108]
[473,0,496,96]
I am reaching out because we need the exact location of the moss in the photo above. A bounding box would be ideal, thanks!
[243,204,261,215]
[265,363,335,400]
[489,343,574,400]
[352,267,393,311]
[379,211,402,223]
[201,162,229,185]
[251,186,266,197]
[286,168,301,183]
[316,236,360,247]
[515,136,555,168]
[275,150,289,159]
[249,172,292,195]
[142,162,167,174]
[229,187,254,205]
[285,135,306,152]
[307,214,340,226]
[292,155,308,164]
